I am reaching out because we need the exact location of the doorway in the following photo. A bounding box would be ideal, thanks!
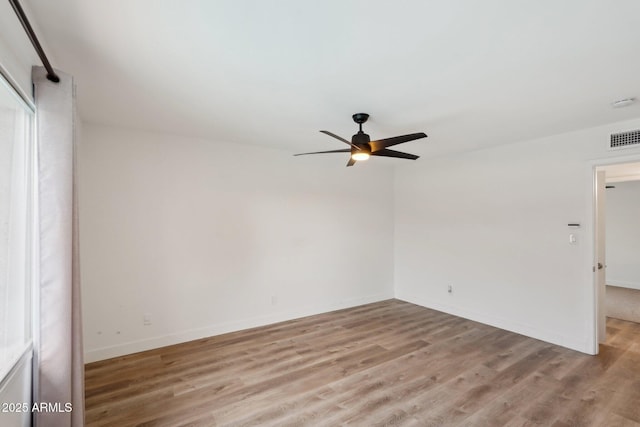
[593,160,640,351]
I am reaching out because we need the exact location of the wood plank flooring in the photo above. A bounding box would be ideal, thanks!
[84,299,640,426]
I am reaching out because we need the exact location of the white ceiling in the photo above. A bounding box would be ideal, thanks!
[24,0,640,158]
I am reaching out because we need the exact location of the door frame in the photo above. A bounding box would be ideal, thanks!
[590,153,640,354]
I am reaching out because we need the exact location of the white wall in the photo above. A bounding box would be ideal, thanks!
[395,117,640,354]
[606,180,640,290]
[79,124,395,362]
[606,285,640,323]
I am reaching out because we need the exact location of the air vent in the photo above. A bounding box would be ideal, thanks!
[610,129,640,150]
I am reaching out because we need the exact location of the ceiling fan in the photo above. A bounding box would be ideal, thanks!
[295,113,427,167]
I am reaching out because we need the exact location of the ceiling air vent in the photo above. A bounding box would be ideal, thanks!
[610,129,640,150]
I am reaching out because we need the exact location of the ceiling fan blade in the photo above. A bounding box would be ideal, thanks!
[369,132,427,152]
[346,157,356,167]
[320,130,360,150]
[294,148,351,156]
[370,148,419,160]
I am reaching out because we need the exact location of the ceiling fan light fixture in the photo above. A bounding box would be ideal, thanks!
[351,152,370,161]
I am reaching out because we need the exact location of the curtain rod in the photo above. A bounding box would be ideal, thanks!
[8,0,59,83]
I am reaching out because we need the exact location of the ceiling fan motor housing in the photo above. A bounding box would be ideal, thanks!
[352,132,371,153]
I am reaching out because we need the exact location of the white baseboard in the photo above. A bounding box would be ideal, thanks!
[395,291,594,355]
[606,280,640,291]
[84,291,394,363]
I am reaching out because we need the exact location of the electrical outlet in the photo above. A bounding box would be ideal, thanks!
[271,295,278,306]
[143,313,152,325]
[448,285,453,293]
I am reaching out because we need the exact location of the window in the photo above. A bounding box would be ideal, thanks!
[0,74,34,381]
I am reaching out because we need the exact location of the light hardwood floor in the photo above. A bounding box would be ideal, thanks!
[85,299,640,426]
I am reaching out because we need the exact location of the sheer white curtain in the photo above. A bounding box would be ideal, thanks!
[32,66,84,427]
